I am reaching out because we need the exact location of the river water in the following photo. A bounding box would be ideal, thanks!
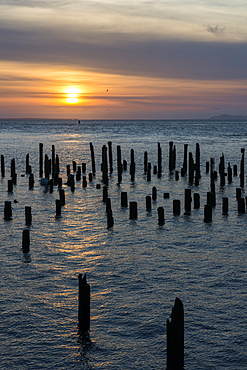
[0,119,246,369]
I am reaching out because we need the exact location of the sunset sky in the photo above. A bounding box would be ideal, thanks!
[1,0,247,119]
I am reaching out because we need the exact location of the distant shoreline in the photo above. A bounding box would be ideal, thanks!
[210,114,247,120]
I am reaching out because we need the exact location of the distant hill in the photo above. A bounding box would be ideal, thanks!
[210,114,247,120]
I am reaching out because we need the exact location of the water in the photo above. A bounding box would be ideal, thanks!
[0,119,246,369]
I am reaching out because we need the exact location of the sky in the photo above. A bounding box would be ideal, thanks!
[0,0,247,119]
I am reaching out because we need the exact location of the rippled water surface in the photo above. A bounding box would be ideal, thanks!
[0,119,246,369]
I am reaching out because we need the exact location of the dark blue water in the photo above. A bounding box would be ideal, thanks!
[0,119,246,369]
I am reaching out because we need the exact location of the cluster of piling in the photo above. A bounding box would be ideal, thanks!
[2,139,246,369]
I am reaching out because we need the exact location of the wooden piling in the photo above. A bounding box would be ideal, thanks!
[236,188,242,199]
[222,197,228,215]
[25,206,32,225]
[240,148,245,188]
[8,179,13,193]
[175,171,179,181]
[108,141,113,173]
[107,209,114,228]
[193,193,200,209]
[56,199,61,217]
[52,145,56,177]
[129,201,138,219]
[59,189,65,206]
[182,144,188,176]
[184,189,191,214]
[88,173,93,182]
[26,153,30,174]
[166,297,184,369]
[82,175,87,188]
[207,192,216,207]
[78,273,90,332]
[227,163,233,184]
[1,154,5,177]
[158,142,162,178]
[144,151,148,174]
[123,159,127,171]
[147,163,151,182]
[206,161,209,173]
[29,173,34,189]
[82,163,86,173]
[4,201,12,220]
[106,198,112,213]
[73,160,77,173]
[22,229,30,253]
[130,149,135,182]
[219,154,225,187]
[204,204,212,222]
[195,143,201,179]
[152,186,157,201]
[146,196,152,212]
[90,142,96,176]
[158,206,165,225]
[117,145,122,183]
[188,152,194,185]
[237,198,245,213]
[121,192,128,207]
[39,143,43,178]
[173,200,181,216]
[103,186,108,202]
[76,166,81,181]
[102,145,108,185]
[233,164,237,177]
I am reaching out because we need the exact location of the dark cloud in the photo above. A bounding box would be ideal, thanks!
[207,25,226,36]
[0,25,246,81]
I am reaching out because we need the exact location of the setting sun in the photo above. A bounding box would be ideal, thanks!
[64,87,81,104]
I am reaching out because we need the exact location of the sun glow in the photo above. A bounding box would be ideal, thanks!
[64,87,81,104]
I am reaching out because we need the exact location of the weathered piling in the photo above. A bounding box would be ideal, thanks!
[8,179,13,193]
[11,158,16,183]
[207,192,216,207]
[158,206,165,225]
[26,153,30,174]
[237,198,245,213]
[188,152,194,185]
[106,198,112,213]
[123,159,127,171]
[4,201,12,220]
[206,161,209,174]
[233,164,237,177]
[59,189,65,205]
[129,201,138,219]
[67,165,71,176]
[146,195,152,212]
[222,197,228,215]
[175,171,179,181]
[56,199,61,217]
[210,158,215,193]
[39,143,43,178]
[166,297,184,370]
[236,188,242,199]
[49,178,54,193]
[219,154,225,187]
[164,192,170,199]
[173,200,181,216]
[82,175,87,188]
[204,204,212,222]
[130,149,135,182]
[1,154,5,177]
[102,145,108,185]
[117,145,122,183]
[22,229,30,253]
[82,163,86,173]
[44,154,49,179]
[52,145,56,177]
[147,163,151,182]
[152,186,157,201]
[193,193,200,209]
[29,173,34,189]
[240,148,245,188]
[88,173,93,182]
[70,175,75,192]
[76,166,81,181]
[144,151,148,174]
[90,142,96,176]
[157,142,162,178]
[184,189,192,214]
[108,141,113,173]
[153,165,157,175]
[78,273,90,332]
[227,162,233,184]
[73,160,77,173]
[25,206,32,225]
[102,186,108,202]
[121,192,128,207]
[169,141,176,172]
[195,143,201,180]
[107,209,114,228]
[182,144,188,176]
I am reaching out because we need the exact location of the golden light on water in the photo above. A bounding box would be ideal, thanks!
[64,87,81,104]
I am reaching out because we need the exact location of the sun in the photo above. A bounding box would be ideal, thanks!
[64,87,81,104]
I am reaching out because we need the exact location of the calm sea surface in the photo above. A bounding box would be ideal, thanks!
[0,119,246,369]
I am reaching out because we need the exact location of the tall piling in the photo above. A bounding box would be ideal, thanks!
[158,206,165,225]
[78,273,90,332]
[4,201,12,220]
[90,142,96,176]
[158,142,162,178]
[1,155,5,177]
[129,201,138,219]
[108,141,113,173]
[117,145,122,184]
[25,206,32,225]
[22,229,30,253]
[166,297,184,369]
[39,143,43,178]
